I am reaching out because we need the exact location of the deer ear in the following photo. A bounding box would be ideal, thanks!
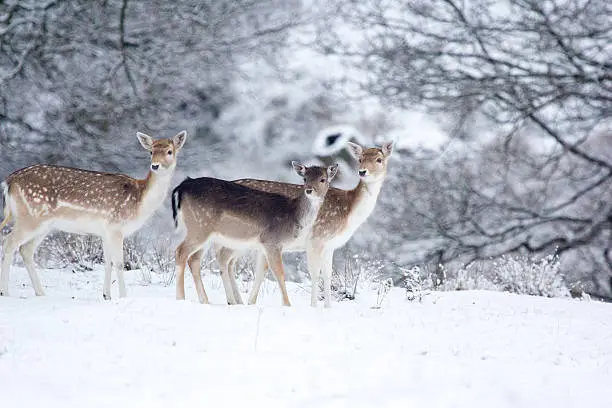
[137,132,154,151]
[327,163,339,181]
[381,141,394,157]
[173,130,187,151]
[347,142,363,160]
[291,161,306,177]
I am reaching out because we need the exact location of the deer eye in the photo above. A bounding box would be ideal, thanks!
[167,150,173,155]
[376,158,383,163]
[320,178,326,183]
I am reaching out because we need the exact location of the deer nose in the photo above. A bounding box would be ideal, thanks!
[359,170,367,177]
[305,188,313,195]
[151,164,160,171]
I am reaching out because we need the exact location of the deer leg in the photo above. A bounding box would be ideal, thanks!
[102,239,113,300]
[263,246,291,307]
[1,224,43,297]
[228,258,244,305]
[215,244,238,305]
[175,240,190,301]
[306,245,323,308]
[112,233,126,298]
[19,234,47,296]
[321,248,335,308]
[101,233,125,300]
[247,252,268,305]
[187,248,209,304]
[175,237,208,302]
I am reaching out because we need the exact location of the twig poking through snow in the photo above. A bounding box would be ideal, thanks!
[372,278,393,309]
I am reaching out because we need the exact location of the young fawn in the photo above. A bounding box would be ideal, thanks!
[0,131,187,299]
[217,141,393,307]
[172,162,338,306]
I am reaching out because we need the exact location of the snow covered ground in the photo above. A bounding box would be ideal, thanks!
[1,265,612,408]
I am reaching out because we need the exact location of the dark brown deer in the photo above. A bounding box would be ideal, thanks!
[172,162,338,306]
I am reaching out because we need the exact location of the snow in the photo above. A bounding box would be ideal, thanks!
[1,265,612,408]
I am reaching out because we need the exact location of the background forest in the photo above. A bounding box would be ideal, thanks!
[1,0,610,299]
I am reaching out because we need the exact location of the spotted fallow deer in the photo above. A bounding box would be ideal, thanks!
[215,141,393,308]
[0,131,187,299]
[172,162,338,306]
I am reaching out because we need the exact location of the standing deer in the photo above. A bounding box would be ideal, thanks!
[216,141,393,307]
[0,131,187,299]
[172,162,338,306]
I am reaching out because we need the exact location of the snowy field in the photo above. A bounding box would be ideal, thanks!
[1,265,612,408]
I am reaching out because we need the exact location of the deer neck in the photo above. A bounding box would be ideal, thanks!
[135,169,174,222]
[296,193,324,233]
[346,176,385,226]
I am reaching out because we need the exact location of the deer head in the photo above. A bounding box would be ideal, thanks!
[137,130,187,174]
[292,161,339,202]
[347,141,393,183]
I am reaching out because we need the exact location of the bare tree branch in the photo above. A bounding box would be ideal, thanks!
[118,0,137,96]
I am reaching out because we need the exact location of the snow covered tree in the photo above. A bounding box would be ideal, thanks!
[0,0,300,174]
[319,0,612,295]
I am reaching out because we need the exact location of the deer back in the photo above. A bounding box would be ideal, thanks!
[6,165,146,225]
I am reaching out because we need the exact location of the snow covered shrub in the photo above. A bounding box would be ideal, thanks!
[403,265,430,302]
[143,235,177,287]
[440,261,499,293]
[37,232,104,271]
[491,254,569,298]
[37,231,178,287]
[325,249,385,301]
[569,281,592,300]
[124,233,148,271]
[441,253,570,298]
[28,231,150,273]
